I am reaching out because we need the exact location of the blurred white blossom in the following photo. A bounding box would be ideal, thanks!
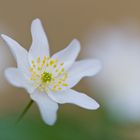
[84,23,140,122]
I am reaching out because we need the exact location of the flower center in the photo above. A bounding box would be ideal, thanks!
[29,56,68,92]
[41,72,52,83]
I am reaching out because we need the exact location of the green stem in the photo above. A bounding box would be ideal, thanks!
[16,100,33,124]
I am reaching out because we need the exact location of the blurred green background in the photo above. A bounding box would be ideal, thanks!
[1,109,139,140]
[0,0,140,139]
[0,108,140,140]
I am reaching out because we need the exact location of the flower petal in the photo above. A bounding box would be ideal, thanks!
[5,68,35,94]
[48,89,100,110]
[56,59,102,90]
[1,34,30,75]
[29,18,50,61]
[51,39,80,71]
[30,90,58,125]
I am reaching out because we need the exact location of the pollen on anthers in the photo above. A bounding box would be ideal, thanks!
[29,56,69,92]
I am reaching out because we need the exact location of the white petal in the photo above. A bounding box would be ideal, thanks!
[29,18,50,61]
[1,34,30,75]
[31,90,58,125]
[48,89,100,110]
[5,68,35,94]
[51,39,80,71]
[62,59,102,90]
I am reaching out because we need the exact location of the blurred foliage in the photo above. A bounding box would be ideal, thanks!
[0,108,139,140]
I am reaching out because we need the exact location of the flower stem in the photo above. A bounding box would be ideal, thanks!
[16,100,33,124]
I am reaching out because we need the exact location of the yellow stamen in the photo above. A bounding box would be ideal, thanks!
[29,56,68,92]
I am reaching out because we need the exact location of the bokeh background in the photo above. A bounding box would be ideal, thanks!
[0,0,140,139]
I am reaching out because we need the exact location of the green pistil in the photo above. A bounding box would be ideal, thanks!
[41,72,52,83]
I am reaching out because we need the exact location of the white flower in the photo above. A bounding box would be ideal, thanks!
[1,19,101,125]
[84,25,140,122]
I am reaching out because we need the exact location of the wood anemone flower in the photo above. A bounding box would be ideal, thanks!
[1,19,101,125]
